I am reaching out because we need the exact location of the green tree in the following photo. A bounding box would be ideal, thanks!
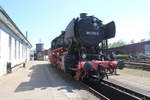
[148,32,150,40]
[140,39,145,42]
[130,39,135,44]
[109,41,126,48]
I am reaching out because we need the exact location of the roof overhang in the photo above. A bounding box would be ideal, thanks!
[0,7,32,48]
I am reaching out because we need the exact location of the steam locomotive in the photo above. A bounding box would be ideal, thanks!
[49,13,123,81]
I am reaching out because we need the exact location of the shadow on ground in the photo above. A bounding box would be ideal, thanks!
[14,62,86,93]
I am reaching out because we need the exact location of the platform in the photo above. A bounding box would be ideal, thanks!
[107,68,150,97]
[0,61,99,100]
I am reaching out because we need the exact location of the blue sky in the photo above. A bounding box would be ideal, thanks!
[1,0,150,49]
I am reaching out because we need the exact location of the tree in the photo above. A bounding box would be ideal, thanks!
[130,39,135,44]
[108,41,126,48]
[148,32,150,40]
[140,39,145,42]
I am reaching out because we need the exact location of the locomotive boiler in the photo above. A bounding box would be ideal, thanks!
[49,13,123,81]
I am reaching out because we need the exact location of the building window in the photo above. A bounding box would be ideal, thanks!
[9,36,12,61]
[15,40,17,59]
[22,44,24,58]
[18,42,20,59]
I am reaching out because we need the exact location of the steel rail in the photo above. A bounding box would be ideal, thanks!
[101,80,150,100]
[124,61,150,71]
[80,82,110,100]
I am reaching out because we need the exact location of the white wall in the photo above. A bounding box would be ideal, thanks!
[0,29,9,75]
[0,21,31,76]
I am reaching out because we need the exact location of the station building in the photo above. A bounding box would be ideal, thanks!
[0,7,32,76]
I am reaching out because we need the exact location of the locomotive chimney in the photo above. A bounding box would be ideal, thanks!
[80,13,87,18]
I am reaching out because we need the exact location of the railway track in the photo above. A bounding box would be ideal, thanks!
[80,82,110,100]
[50,64,110,100]
[124,62,150,71]
[101,80,150,100]
[83,79,150,100]
[125,59,150,64]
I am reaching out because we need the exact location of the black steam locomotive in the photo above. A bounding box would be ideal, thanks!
[49,13,121,81]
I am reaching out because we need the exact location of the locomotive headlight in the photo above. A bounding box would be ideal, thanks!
[93,23,97,27]
[82,54,86,59]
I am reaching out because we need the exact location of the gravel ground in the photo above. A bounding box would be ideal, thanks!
[0,61,99,100]
[118,68,150,78]
[108,68,150,96]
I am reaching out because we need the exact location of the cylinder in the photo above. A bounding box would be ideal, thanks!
[36,43,44,52]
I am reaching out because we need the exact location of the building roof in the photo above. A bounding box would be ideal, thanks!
[0,6,32,48]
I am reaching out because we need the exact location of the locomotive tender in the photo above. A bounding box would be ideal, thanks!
[49,13,122,81]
